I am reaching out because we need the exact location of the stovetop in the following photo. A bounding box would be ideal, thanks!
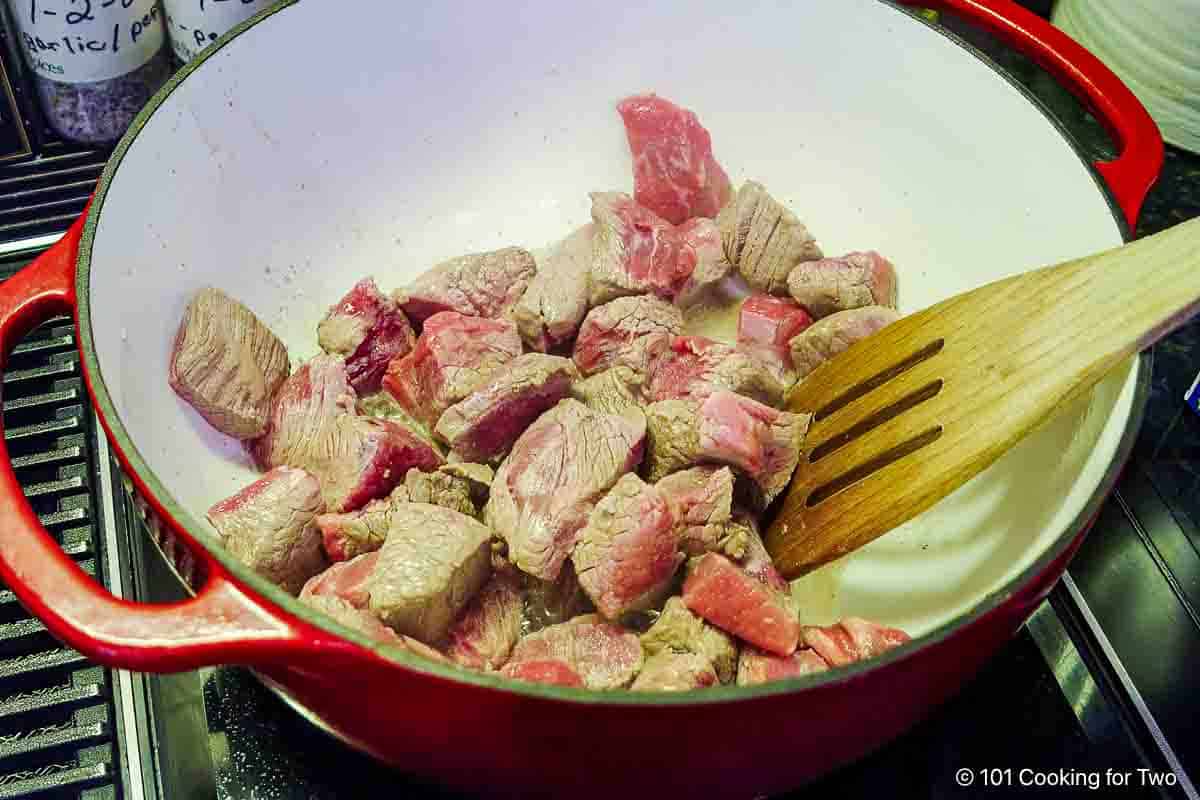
[0,4,1195,799]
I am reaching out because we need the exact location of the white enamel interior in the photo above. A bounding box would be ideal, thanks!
[87,0,1134,641]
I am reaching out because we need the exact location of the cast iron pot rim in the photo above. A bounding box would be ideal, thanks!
[74,0,1148,706]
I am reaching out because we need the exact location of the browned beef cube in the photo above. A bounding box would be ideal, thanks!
[317,463,491,560]
[736,646,829,686]
[382,311,523,428]
[655,467,743,558]
[301,595,447,663]
[299,550,379,607]
[631,652,718,691]
[682,553,800,656]
[789,305,901,381]
[643,391,808,504]
[317,277,417,394]
[398,247,536,326]
[645,335,783,406]
[572,474,681,620]
[485,399,646,581]
[717,181,823,294]
[169,287,290,439]
[786,251,898,319]
[512,224,595,352]
[523,562,594,631]
[674,218,732,307]
[503,615,643,690]
[802,617,911,667]
[444,569,525,670]
[317,415,445,512]
[366,502,493,643]
[401,462,493,517]
[573,295,682,377]
[569,366,646,418]
[435,353,578,463]
[640,596,738,684]
[207,467,327,594]
[250,354,355,470]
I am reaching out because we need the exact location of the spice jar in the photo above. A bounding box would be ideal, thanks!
[5,0,171,146]
[163,0,265,66]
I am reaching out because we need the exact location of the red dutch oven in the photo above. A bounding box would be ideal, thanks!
[0,0,1163,797]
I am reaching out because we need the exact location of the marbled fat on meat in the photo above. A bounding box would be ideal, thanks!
[573,295,682,377]
[645,335,783,406]
[169,287,290,439]
[617,93,732,225]
[588,191,697,305]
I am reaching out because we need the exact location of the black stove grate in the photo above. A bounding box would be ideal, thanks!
[0,251,121,799]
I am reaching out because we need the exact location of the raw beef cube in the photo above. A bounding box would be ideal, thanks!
[718,182,823,294]
[570,366,646,418]
[736,514,790,593]
[738,294,813,351]
[504,615,643,690]
[802,618,911,667]
[250,354,355,470]
[631,652,717,692]
[789,305,901,381]
[645,336,783,406]
[435,353,578,463]
[697,391,808,505]
[682,553,801,656]
[643,391,807,503]
[573,295,682,377]
[674,218,733,307]
[299,550,380,608]
[318,415,445,512]
[317,499,394,562]
[640,596,738,684]
[656,467,742,558]
[169,287,290,439]
[382,312,523,428]
[523,562,594,631]
[616,93,732,225]
[397,247,537,326]
[512,224,594,352]
[486,399,646,581]
[207,467,327,594]
[317,277,417,394]
[501,659,584,687]
[445,569,525,670]
[786,251,898,319]
[736,646,829,686]
[572,474,682,620]
[401,462,493,517]
[589,192,695,305]
[366,502,493,642]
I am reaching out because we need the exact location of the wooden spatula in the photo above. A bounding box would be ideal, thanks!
[765,217,1200,580]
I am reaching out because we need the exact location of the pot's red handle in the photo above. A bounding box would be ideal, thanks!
[0,214,367,673]
[902,0,1163,230]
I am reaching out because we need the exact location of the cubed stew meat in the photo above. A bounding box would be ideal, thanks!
[173,92,913,693]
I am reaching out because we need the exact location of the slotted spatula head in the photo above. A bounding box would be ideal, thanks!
[765,217,1200,580]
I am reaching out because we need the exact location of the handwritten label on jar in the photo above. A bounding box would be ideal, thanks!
[9,0,165,84]
[162,0,263,63]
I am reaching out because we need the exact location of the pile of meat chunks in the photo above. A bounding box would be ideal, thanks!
[170,94,910,692]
